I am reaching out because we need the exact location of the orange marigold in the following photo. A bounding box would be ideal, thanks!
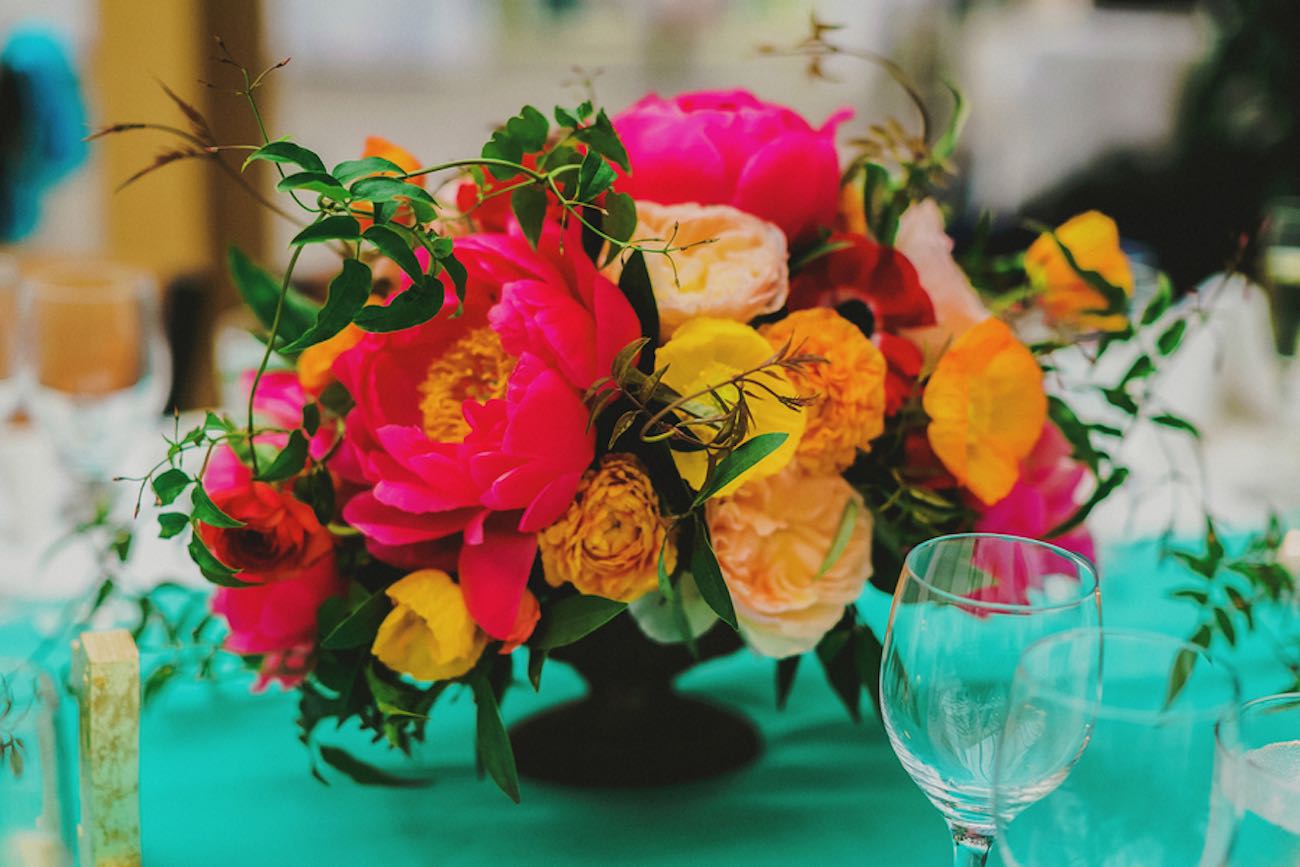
[922,318,1046,505]
[1024,211,1133,333]
[538,454,676,603]
[760,308,887,474]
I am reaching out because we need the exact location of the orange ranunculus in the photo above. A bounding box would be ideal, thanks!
[296,324,365,394]
[760,308,887,474]
[1024,211,1133,332]
[922,318,1046,505]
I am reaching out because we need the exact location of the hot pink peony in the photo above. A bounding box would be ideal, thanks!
[335,222,640,639]
[612,89,850,244]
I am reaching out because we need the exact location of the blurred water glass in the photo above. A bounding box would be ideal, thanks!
[1216,692,1300,866]
[1264,197,1300,359]
[994,629,1241,867]
[21,260,170,500]
[0,658,73,867]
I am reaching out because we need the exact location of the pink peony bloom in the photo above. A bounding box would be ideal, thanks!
[972,422,1097,604]
[612,89,850,244]
[335,222,640,639]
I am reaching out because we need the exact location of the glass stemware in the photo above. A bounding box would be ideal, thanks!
[0,658,74,866]
[1215,692,1300,865]
[1263,197,1300,359]
[0,255,21,422]
[20,260,170,514]
[994,628,1241,867]
[879,533,1101,867]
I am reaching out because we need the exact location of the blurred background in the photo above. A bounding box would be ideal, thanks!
[0,0,1298,585]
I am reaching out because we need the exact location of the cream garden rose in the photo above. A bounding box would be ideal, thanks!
[706,465,874,658]
[606,200,788,339]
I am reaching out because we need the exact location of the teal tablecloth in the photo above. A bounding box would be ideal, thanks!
[2,539,1294,866]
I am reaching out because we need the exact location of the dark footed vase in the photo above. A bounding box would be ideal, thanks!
[509,614,761,788]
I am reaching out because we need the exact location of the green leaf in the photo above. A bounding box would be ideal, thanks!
[353,280,443,333]
[291,215,361,246]
[320,591,390,650]
[815,498,859,579]
[190,485,244,528]
[616,250,659,352]
[1101,387,1139,415]
[187,533,253,587]
[151,468,191,506]
[1164,647,1198,710]
[505,105,549,152]
[302,402,321,436]
[930,82,968,163]
[331,156,406,184]
[279,259,372,354]
[692,432,789,506]
[363,225,423,282]
[349,176,435,205]
[532,595,627,650]
[1170,587,1210,605]
[1156,319,1187,356]
[276,171,349,199]
[510,184,548,249]
[1121,355,1155,385]
[689,516,738,630]
[157,512,189,539]
[574,109,630,172]
[1141,274,1173,326]
[255,430,308,482]
[602,191,638,248]
[441,252,467,313]
[817,622,862,722]
[1151,414,1200,438]
[1048,396,1103,474]
[527,647,547,692]
[242,140,326,174]
[775,656,799,710]
[480,131,523,181]
[471,677,520,803]
[1046,467,1130,538]
[576,150,617,202]
[1044,229,1129,315]
[317,745,431,788]
[227,247,320,345]
[295,466,336,525]
[1214,608,1237,646]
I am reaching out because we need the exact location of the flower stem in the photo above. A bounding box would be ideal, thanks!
[247,243,306,476]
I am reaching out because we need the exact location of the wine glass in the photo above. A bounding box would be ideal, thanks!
[1215,692,1300,865]
[994,628,1241,867]
[20,259,170,514]
[0,658,74,866]
[879,533,1101,867]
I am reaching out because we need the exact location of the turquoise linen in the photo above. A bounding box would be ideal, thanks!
[1,539,1291,865]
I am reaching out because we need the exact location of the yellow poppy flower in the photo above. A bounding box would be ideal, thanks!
[371,570,486,681]
[656,317,805,497]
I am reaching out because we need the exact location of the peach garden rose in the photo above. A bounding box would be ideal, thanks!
[707,465,873,658]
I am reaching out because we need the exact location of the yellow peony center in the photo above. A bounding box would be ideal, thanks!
[418,327,515,442]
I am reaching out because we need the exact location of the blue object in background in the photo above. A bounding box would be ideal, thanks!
[0,24,88,241]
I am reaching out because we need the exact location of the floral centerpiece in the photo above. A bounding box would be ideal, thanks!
[98,28,1266,799]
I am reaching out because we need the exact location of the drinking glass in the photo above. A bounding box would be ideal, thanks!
[20,260,170,509]
[994,629,1241,867]
[1215,692,1300,865]
[0,658,74,866]
[879,533,1101,867]
[1263,197,1300,358]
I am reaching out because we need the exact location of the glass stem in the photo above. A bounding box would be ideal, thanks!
[950,826,992,867]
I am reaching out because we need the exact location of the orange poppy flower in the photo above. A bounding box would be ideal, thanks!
[922,318,1046,505]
